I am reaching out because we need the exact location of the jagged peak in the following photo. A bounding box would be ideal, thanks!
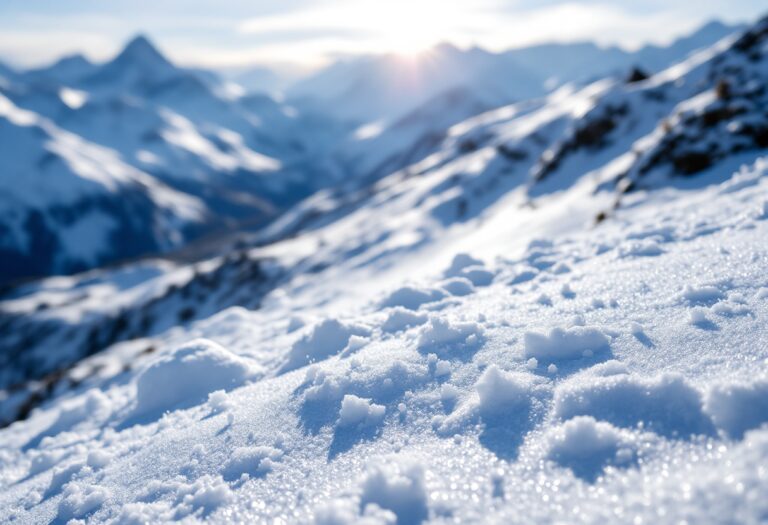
[113,34,173,69]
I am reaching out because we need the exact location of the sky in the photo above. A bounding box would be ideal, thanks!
[0,0,765,72]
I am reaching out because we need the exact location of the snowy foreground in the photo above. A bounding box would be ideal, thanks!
[2,17,768,523]
[2,153,768,523]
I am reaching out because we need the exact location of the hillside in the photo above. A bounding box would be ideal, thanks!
[0,14,767,525]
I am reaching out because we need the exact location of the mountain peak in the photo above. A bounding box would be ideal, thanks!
[115,34,172,68]
[53,53,92,69]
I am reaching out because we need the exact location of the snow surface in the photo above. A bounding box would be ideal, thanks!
[2,150,768,523]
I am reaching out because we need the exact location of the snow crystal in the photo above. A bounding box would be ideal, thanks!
[524,326,610,361]
[133,339,254,418]
[545,416,637,481]
[338,395,386,427]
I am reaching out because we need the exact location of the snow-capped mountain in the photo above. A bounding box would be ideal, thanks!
[287,43,544,125]
[1,15,768,523]
[0,92,209,280]
[287,20,740,126]
[0,36,349,284]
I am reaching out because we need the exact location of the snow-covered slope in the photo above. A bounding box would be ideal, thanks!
[2,147,768,524]
[1,15,768,525]
[0,36,349,283]
[0,92,208,281]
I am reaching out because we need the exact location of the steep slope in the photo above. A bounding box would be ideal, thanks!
[0,92,208,282]
[0,36,348,283]
[1,132,768,525]
[0,16,767,524]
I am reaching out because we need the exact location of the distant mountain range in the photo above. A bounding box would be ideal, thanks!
[285,20,742,124]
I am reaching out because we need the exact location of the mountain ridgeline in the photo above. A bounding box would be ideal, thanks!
[0,20,746,285]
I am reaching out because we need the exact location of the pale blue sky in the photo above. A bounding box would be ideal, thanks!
[0,1,764,71]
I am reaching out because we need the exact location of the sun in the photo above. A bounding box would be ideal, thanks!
[353,0,466,57]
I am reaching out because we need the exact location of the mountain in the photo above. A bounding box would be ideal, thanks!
[287,20,741,126]
[1,15,768,524]
[0,35,349,284]
[0,91,209,280]
[22,54,95,85]
[229,65,301,95]
[0,60,16,81]
[287,43,545,124]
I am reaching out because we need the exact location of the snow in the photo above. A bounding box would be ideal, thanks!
[544,416,638,481]
[223,446,283,481]
[338,395,386,427]
[133,339,256,418]
[2,17,768,525]
[524,326,611,361]
[475,365,547,416]
[281,319,370,373]
[359,461,429,525]
[704,376,768,439]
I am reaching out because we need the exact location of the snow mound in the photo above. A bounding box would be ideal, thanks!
[524,326,610,361]
[223,446,283,481]
[338,395,386,427]
[133,339,255,418]
[704,376,768,439]
[439,277,475,297]
[476,365,548,416]
[359,460,428,525]
[554,373,715,437]
[443,253,484,278]
[417,317,483,355]
[616,239,664,257]
[681,284,725,305]
[381,308,428,333]
[314,499,397,524]
[281,319,369,373]
[57,482,110,522]
[545,416,638,481]
[381,286,446,310]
